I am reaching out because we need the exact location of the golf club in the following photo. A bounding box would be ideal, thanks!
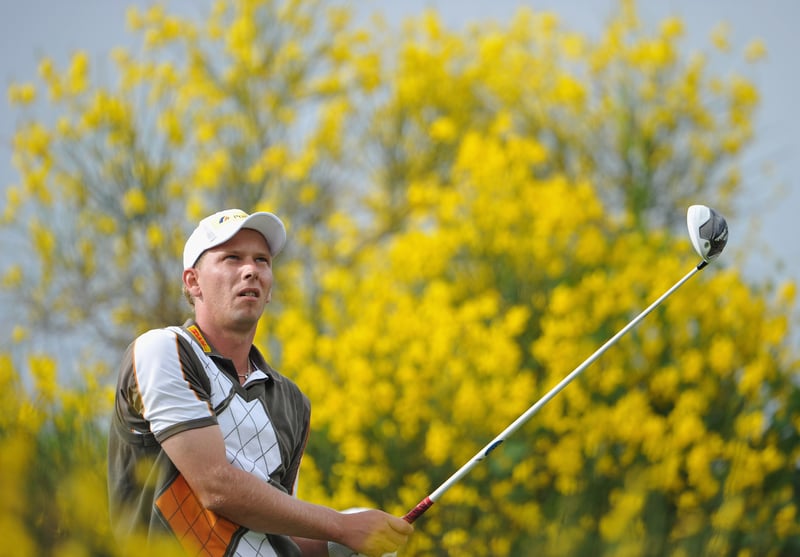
[402,204,729,523]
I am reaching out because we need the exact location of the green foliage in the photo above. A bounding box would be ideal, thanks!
[2,0,798,555]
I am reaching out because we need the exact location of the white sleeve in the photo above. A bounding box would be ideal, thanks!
[133,328,214,437]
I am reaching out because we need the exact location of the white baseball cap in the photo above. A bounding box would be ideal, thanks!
[183,209,287,269]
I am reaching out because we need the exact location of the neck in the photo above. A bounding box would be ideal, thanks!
[193,317,257,372]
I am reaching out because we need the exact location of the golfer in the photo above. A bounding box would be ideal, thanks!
[108,209,413,556]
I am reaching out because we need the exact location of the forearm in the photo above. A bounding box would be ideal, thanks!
[203,464,344,543]
[292,537,330,557]
[193,463,410,555]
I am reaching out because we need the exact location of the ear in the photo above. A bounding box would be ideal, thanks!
[183,268,202,300]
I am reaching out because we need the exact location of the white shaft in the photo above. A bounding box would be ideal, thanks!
[428,262,704,502]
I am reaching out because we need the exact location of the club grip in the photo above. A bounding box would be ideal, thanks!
[402,496,434,524]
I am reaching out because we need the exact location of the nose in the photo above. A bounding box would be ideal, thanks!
[243,259,260,280]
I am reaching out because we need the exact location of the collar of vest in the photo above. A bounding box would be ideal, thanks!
[178,320,280,383]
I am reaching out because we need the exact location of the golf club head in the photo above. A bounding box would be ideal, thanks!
[687,205,728,262]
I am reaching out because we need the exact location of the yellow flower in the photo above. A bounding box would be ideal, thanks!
[677,491,700,511]
[774,504,798,538]
[30,219,56,260]
[158,109,184,145]
[672,411,705,450]
[29,354,58,404]
[442,529,469,553]
[312,74,343,96]
[730,75,759,109]
[600,489,646,541]
[778,280,796,305]
[146,223,164,248]
[553,73,586,106]
[734,412,763,441]
[630,38,675,69]
[67,50,90,95]
[77,238,95,275]
[194,119,217,144]
[1,264,23,288]
[708,336,736,376]
[326,5,351,33]
[535,12,560,36]
[710,22,731,52]
[38,56,55,81]
[649,366,680,403]
[17,122,51,158]
[12,325,28,343]
[759,444,785,473]
[125,5,144,31]
[95,214,117,235]
[355,52,381,91]
[429,116,457,143]
[660,16,684,39]
[7,82,37,105]
[122,188,148,217]
[546,435,584,494]
[193,149,230,189]
[744,38,767,62]
[737,360,767,397]
[560,33,585,58]
[711,496,745,531]
[423,422,453,466]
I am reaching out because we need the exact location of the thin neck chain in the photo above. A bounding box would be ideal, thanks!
[237,359,253,380]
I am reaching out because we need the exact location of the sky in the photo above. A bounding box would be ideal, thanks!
[1,0,798,295]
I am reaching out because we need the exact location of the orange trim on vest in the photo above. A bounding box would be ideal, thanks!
[156,473,241,557]
[187,325,212,353]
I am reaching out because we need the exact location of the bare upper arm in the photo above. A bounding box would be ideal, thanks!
[160,425,231,504]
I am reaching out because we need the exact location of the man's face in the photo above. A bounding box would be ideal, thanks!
[187,228,274,333]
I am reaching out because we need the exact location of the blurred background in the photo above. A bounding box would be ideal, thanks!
[1,1,798,555]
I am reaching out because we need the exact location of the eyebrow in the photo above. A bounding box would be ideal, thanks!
[210,246,272,259]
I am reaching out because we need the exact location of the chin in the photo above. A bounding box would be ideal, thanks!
[231,308,264,327]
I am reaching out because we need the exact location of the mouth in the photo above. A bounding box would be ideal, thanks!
[237,288,260,299]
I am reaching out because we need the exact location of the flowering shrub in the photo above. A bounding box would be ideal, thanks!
[2,0,798,555]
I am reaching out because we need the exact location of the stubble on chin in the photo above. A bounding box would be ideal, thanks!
[228,303,265,332]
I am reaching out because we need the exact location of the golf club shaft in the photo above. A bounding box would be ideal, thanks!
[403,260,708,523]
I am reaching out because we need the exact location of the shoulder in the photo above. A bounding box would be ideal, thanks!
[130,327,197,382]
[273,368,311,415]
[132,327,194,364]
[276,369,308,399]
[117,328,179,378]
[251,349,308,407]
[135,327,180,349]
